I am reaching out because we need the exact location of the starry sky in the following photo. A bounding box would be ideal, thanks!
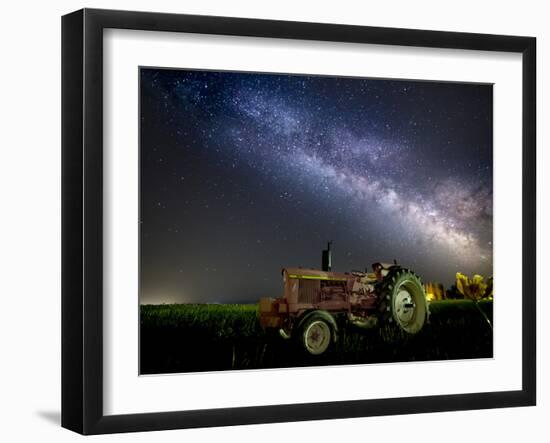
[139,68,493,305]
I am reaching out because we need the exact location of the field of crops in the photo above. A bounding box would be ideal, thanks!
[140,300,493,374]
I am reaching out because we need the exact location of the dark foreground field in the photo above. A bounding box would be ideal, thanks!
[140,300,492,374]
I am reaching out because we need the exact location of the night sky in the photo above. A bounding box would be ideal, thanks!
[139,68,493,305]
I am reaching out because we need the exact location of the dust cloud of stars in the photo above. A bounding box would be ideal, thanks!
[140,68,493,304]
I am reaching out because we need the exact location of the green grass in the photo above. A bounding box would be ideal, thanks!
[140,299,493,374]
[141,304,259,337]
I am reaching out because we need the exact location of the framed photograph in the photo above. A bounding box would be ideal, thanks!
[62,8,536,435]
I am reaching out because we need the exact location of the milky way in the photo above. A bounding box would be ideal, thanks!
[140,68,493,304]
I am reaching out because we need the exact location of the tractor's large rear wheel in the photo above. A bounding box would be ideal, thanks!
[379,269,428,334]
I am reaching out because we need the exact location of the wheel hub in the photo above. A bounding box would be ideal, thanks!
[394,287,416,325]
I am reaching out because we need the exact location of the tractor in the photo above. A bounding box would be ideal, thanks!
[259,242,429,355]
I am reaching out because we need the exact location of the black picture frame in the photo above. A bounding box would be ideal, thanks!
[62,8,536,435]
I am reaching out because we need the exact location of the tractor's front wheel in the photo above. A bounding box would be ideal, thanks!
[297,312,336,356]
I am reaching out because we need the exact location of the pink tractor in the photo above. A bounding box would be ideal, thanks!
[259,243,429,355]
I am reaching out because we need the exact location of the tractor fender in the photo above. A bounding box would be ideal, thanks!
[296,310,339,343]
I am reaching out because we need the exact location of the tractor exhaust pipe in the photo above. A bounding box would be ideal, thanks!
[322,241,332,271]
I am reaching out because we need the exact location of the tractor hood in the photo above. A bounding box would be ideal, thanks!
[282,267,351,282]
